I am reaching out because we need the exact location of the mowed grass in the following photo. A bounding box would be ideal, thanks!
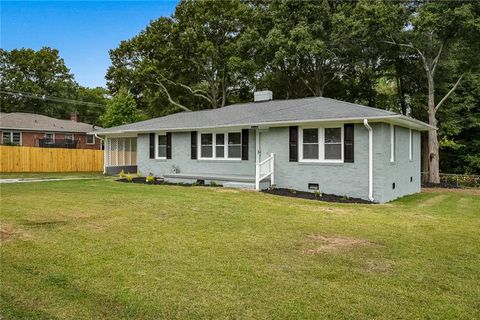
[0,180,479,319]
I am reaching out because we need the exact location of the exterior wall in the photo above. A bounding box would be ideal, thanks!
[137,130,256,177]
[373,124,421,203]
[0,130,101,149]
[259,124,371,200]
[135,123,422,203]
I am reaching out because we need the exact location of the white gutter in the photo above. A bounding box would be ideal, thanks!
[363,119,374,202]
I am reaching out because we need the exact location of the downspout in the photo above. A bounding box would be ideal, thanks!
[94,133,106,174]
[363,119,374,202]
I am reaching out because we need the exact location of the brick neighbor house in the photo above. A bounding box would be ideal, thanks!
[0,112,102,149]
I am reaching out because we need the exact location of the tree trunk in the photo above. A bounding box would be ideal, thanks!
[427,75,440,184]
[421,132,429,183]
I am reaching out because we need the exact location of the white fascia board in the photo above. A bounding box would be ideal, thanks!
[94,115,434,136]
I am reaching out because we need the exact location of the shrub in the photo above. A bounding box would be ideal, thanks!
[126,173,133,182]
[210,181,218,187]
[137,170,143,177]
[118,170,126,178]
[314,190,322,198]
[146,174,155,183]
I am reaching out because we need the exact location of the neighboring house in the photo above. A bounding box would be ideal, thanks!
[0,112,102,149]
[94,91,433,203]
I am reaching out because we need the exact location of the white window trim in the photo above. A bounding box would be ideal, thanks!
[198,131,242,160]
[390,124,395,163]
[2,131,22,145]
[299,126,344,163]
[409,128,412,161]
[155,133,167,160]
[86,134,95,145]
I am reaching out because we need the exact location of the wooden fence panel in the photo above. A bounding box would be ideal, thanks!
[0,146,104,172]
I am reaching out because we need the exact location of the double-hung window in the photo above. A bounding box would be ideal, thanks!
[64,134,74,142]
[300,127,343,162]
[199,132,241,160]
[45,133,55,144]
[2,131,21,145]
[228,132,241,158]
[215,134,225,158]
[156,134,167,159]
[86,134,95,144]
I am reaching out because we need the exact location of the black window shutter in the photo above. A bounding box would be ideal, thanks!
[344,123,354,163]
[241,129,249,160]
[149,133,155,159]
[166,132,172,159]
[191,131,197,159]
[289,126,298,162]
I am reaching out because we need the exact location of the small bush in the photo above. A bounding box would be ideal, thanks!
[290,189,297,194]
[126,173,133,182]
[118,170,126,178]
[210,181,218,187]
[137,170,143,177]
[314,190,322,198]
[146,175,155,183]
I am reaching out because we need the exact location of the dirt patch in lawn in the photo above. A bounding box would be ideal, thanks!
[422,187,480,196]
[303,235,378,254]
[0,224,28,243]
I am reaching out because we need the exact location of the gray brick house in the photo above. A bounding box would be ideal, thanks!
[94,91,433,203]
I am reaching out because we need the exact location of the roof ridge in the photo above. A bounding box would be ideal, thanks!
[218,97,323,126]
[320,97,397,115]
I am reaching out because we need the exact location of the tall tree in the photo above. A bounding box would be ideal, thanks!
[0,47,78,117]
[386,1,480,183]
[99,88,144,128]
[107,0,256,114]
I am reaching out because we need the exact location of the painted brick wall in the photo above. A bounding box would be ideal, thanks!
[135,123,422,203]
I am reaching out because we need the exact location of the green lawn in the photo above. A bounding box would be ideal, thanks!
[1,179,479,319]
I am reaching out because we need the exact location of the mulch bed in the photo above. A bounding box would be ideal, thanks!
[263,188,374,204]
[117,177,164,185]
[117,178,372,203]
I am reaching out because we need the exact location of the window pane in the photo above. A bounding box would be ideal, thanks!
[228,145,241,158]
[216,146,224,158]
[87,134,94,144]
[303,129,318,143]
[2,132,11,143]
[228,132,241,145]
[201,133,212,145]
[12,133,20,144]
[201,146,213,158]
[303,144,319,159]
[325,128,341,143]
[216,133,224,145]
[158,146,167,158]
[65,134,73,141]
[325,144,341,160]
[158,135,167,146]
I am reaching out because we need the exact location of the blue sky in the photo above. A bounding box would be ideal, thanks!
[1,1,178,88]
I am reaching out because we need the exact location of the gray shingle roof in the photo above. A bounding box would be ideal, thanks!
[0,112,101,133]
[95,96,431,134]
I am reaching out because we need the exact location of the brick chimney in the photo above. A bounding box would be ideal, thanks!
[70,112,79,122]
